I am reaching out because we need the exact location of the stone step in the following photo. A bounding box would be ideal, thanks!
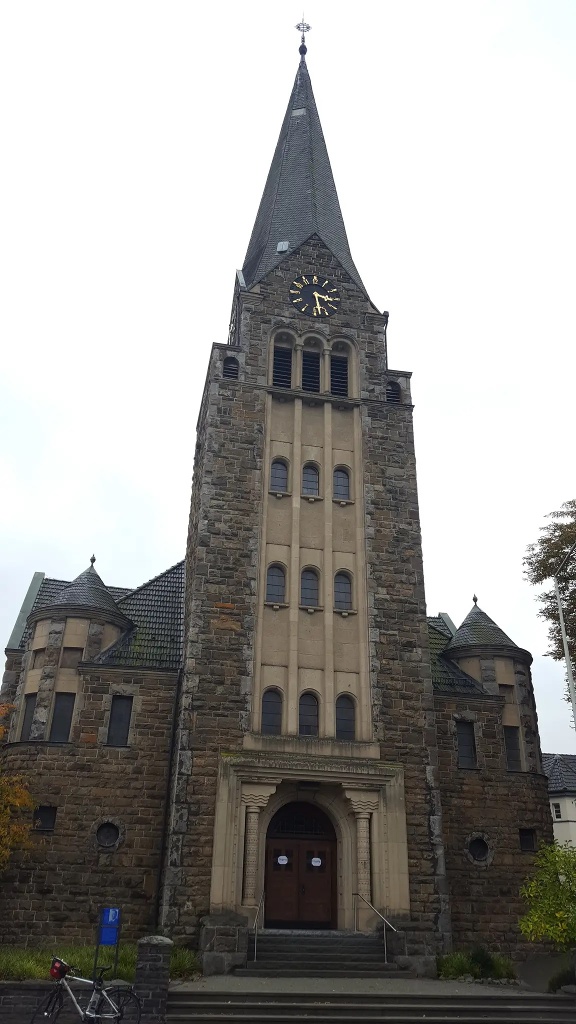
[234,968,415,978]
[250,951,389,962]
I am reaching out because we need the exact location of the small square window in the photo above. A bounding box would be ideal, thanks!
[60,647,84,669]
[34,806,57,831]
[552,803,562,820]
[519,828,536,852]
[31,649,46,670]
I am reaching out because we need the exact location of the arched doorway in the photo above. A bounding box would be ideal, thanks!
[265,801,337,929]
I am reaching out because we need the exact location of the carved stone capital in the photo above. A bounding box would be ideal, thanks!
[343,787,380,816]
[241,783,278,809]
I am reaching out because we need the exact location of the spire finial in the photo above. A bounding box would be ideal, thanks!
[296,15,311,58]
[90,554,96,565]
[473,594,478,605]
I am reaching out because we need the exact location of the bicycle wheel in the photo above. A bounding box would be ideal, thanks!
[96,986,141,1023]
[29,987,64,1021]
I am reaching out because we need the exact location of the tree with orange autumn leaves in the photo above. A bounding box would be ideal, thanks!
[0,703,34,871]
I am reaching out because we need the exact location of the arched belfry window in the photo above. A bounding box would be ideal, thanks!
[266,565,286,604]
[300,568,319,607]
[333,467,350,501]
[334,572,352,611]
[336,695,356,741]
[330,354,348,397]
[299,692,319,736]
[302,463,319,496]
[223,357,239,379]
[270,459,289,492]
[262,689,283,735]
[273,344,293,388]
[386,380,402,404]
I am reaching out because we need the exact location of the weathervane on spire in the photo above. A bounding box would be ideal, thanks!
[296,15,311,58]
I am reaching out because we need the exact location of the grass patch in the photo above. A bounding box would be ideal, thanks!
[0,944,200,982]
[438,947,515,981]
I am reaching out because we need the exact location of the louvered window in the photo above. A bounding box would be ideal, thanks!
[262,689,282,735]
[49,693,75,742]
[334,572,352,610]
[456,720,477,768]
[302,464,319,496]
[302,350,321,392]
[336,695,356,740]
[21,693,37,741]
[223,357,239,379]
[266,565,286,604]
[386,380,402,403]
[273,347,292,388]
[333,468,350,501]
[107,695,133,747]
[300,569,319,607]
[504,726,522,771]
[270,460,288,492]
[299,692,319,736]
[330,355,348,396]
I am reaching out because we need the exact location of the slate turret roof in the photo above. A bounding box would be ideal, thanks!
[242,54,367,296]
[50,562,128,620]
[445,601,518,652]
[542,752,576,794]
[428,622,488,696]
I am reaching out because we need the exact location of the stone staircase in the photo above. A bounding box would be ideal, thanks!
[237,929,413,978]
[167,990,575,1023]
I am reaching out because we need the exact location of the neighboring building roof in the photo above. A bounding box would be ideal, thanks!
[241,55,367,296]
[445,601,518,652]
[542,752,576,795]
[94,561,185,672]
[428,622,488,697]
[50,563,128,620]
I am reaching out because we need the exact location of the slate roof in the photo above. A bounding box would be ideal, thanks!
[445,602,518,652]
[542,752,576,794]
[428,615,453,640]
[93,561,185,671]
[15,576,133,651]
[51,563,129,620]
[428,622,488,697]
[242,55,367,296]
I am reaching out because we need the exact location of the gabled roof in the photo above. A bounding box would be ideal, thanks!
[445,601,518,652]
[428,622,488,697]
[242,55,367,296]
[542,752,576,794]
[93,561,184,671]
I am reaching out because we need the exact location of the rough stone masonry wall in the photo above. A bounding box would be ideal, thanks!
[0,667,176,945]
[435,694,553,954]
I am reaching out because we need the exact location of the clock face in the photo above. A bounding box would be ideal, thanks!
[289,274,341,317]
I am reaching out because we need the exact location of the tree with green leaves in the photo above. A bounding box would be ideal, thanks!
[524,499,576,666]
[520,842,576,952]
[0,703,34,872]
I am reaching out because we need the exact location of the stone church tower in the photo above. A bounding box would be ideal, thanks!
[1,38,552,956]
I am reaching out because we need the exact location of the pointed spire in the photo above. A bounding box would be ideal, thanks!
[446,601,518,652]
[242,43,367,295]
[49,561,131,623]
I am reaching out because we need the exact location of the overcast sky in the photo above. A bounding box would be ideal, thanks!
[1,1,575,753]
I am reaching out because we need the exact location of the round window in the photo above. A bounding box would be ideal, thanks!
[96,822,120,848]
[468,837,490,862]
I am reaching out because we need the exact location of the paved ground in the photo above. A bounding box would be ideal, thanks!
[172,976,541,997]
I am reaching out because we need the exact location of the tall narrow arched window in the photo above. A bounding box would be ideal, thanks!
[273,346,292,388]
[223,357,239,379]
[266,564,286,603]
[386,380,402,404]
[270,459,289,492]
[262,689,283,735]
[333,467,350,501]
[302,463,319,496]
[334,572,352,611]
[299,692,319,736]
[300,569,319,607]
[330,354,348,396]
[336,694,356,741]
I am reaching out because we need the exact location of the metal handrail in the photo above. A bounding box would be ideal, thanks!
[352,892,398,964]
[253,890,265,961]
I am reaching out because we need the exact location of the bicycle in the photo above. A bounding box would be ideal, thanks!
[30,956,141,1022]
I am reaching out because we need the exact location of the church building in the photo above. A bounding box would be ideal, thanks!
[1,34,552,958]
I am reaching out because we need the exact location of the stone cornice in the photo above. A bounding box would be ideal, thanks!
[222,749,401,789]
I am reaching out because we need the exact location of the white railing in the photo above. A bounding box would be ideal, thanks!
[253,890,265,961]
[353,892,403,964]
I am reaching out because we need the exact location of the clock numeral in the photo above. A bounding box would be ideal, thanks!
[293,281,303,290]
[302,276,310,285]
[293,297,302,303]
[290,289,300,295]
[312,275,318,284]
[302,303,309,312]
[322,280,329,287]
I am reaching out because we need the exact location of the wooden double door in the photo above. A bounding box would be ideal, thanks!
[264,802,336,929]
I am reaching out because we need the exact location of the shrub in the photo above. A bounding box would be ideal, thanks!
[0,944,201,982]
[437,948,516,981]
[548,966,576,993]
[470,945,495,978]
[438,951,474,979]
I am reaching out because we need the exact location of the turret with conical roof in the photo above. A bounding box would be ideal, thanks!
[46,559,132,627]
[446,599,520,655]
